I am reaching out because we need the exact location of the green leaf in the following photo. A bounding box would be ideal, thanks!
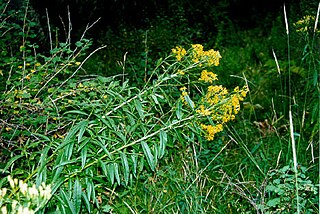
[95,138,112,159]
[73,178,82,214]
[106,163,115,185]
[266,198,280,207]
[176,101,183,120]
[3,154,24,172]
[134,99,145,120]
[120,152,129,186]
[100,160,112,184]
[60,189,76,214]
[141,141,155,171]
[97,76,112,83]
[36,146,50,186]
[114,163,120,185]
[66,120,88,141]
[77,120,88,143]
[131,154,138,177]
[85,175,95,203]
[80,145,88,169]
[184,95,194,109]
[158,131,167,159]
[53,159,78,169]
[81,192,91,213]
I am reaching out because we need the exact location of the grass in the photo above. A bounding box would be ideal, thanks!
[0,1,319,213]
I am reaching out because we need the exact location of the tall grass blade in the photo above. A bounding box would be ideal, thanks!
[284,4,289,35]
[314,2,320,33]
[289,110,300,214]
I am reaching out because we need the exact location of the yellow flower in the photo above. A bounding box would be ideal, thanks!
[204,49,222,66]
[35,62,41,67]
[172,46,187,61]
[196,104,211,116]
[180,86,187,91]
[200,124,223,141]
[177,69,185,75]
[75,61,81,66]
[199,70,218,83]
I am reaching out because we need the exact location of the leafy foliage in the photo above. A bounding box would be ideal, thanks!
[0,0,319,213]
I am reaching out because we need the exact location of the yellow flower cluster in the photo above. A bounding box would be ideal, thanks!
[172,46,187,61]
[173,44,248,141]
[190,44,222,66]
[196,85,248,140]
[199,70,218,83]
[200,124,223,141]
[294,15,320,33]
[172,44,221,66]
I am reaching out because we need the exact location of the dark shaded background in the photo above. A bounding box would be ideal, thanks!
[28,0,302,41]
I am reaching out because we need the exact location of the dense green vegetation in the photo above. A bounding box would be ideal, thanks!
[0,0,319,213]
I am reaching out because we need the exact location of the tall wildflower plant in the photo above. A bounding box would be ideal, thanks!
[0,1,249,212]
[171,44,249,140]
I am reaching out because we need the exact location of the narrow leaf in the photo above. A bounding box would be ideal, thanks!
[81,192,91,213]
[114,163,121,185]
[141,141,155,171]
[134,99,145,120]
[77,120,88,143]
[120,152,129,186]
[176,101,183,120]
[159,131,167,159]
[73,178,82,214]
[131,154,138,177]
[80,145,88,169]
[106,163,115,185]
[60,189,76,214]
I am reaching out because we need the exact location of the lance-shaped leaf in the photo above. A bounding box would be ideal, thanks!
[73,178,82,214]
[158,130,167,159]
[141,141,155,171]
[120,152,130,186]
